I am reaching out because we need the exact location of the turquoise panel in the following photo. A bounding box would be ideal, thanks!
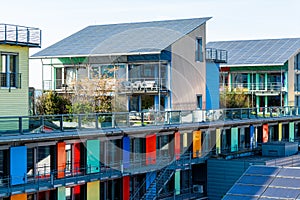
[57,187,66,200]
[289,122,295,142]
[86,140,100,173]
[175,171,180,195]
[231,127,238,152]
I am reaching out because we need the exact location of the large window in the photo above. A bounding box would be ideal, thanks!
[295,53,300,70]
[296,74,300,92]
[89,64,125,79]
[196,38,203,62]
[0,52,19,88]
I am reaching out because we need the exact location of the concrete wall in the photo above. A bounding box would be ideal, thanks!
[171,23,207,110]
[0,44,29,116]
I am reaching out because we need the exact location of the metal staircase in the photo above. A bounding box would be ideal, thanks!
[140,167,175,200]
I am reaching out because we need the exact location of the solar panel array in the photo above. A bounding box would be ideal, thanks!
[207,38,300,65]
[32,17,211,58]
[223,165,300,199]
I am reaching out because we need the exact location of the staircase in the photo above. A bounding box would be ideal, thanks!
[140,167,175,200]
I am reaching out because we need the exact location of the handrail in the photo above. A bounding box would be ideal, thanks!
[0,106,299,134]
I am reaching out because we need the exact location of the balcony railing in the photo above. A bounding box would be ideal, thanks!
[0,24,41,47]
[120,78,168,93]
[220,82,286,92]
[0,73,21,88]
[0,106,299,134]
[206,48,228,63]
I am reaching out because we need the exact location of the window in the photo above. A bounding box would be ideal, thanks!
[296,74,300,92]
[196,95,202,109]
[1,53,20,88]
[196,38,203,62]
[295,53,300,70]
[296,96,300,106]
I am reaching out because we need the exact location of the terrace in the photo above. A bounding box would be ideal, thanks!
[0,24,41,47]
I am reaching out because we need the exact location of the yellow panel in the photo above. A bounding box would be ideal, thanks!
[278,123,282,141]
[11,193,27,200]
[87,181,100,200]
[183,132,188,147]
[216,129,221,154]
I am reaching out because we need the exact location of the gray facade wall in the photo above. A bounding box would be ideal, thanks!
[170,24,207,110]
[207,159,265,200]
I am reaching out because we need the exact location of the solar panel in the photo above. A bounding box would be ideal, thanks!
[277,168,300,178]
[238,175,274,186]
[262,187,300,199]
[245,166,280,176]
[227,184,266,196]
[270,177,300,188]
[207,38,300,65]
[222,195,258,200]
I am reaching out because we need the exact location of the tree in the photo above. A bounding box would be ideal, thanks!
[36,91,72,115]
[220,88,252,108]
[69,76,116,114]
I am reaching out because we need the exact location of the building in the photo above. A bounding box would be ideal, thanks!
[31,18,226,111]
[0,106,299,199]
[207,38,300,108]
[0,23,41,131]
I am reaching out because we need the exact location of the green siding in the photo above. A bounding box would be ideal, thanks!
[86,139,100,173]
[229,65,287,72]
[0,45,29,116]
[231,128,238,152]
[0,45,29,131]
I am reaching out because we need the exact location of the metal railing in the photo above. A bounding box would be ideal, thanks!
[120,77,168,93]
[0,73,21,88]
[0,24,41,47]
[220,82,286,92]
[0,106,299,134]
[206,48,228,63]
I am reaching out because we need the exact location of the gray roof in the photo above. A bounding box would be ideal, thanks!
[32,17,211,58]
[207,38,300,66]
[223,165,300,199]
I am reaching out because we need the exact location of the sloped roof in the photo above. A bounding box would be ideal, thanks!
[223,165,300,199]
[207,38,300,66]
[32,17,211,58]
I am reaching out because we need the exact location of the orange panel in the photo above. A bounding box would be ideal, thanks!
[57,142,66,178]
[193,130,202,158]
[146,134,156,165]
[11,193,27,200]
[174,132,181,160]
[263,124,269,143]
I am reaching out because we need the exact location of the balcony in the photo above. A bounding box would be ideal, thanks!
[0,24,41,47]
[119,78,168,94]
[206,48,227,63]
[220,82,286,94]
[0,73,21,88]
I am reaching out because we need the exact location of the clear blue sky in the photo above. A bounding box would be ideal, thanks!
[1,0,299,88]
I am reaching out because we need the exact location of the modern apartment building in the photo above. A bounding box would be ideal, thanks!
[31,18,226,111]
[207,38,300,108]
[0,23,41,131]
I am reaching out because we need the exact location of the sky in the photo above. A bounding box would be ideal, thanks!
[1,0,300,89]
